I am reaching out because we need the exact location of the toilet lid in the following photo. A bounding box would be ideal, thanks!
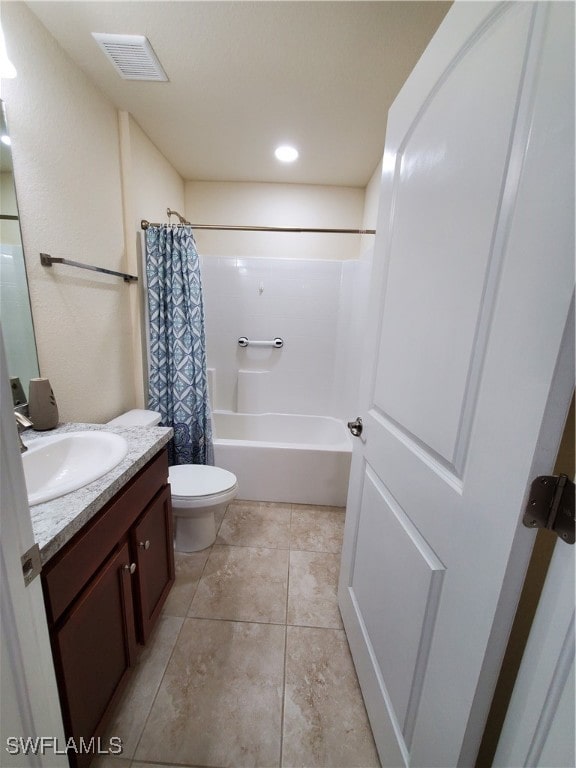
[169,465,237,498]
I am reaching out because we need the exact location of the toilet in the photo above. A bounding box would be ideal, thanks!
[107,409,238,551]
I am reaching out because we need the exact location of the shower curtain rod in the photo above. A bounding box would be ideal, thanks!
[140,219,376,235]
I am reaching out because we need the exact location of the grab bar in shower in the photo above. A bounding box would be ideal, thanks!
[40,253,138,283]
[238,337,284,348]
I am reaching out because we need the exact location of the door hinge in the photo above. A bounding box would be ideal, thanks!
[21,544,42,586]
[523,474,575,544]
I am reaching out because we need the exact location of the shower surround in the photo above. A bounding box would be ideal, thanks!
[201,254,372,420]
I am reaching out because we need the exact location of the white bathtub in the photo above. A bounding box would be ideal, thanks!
[212,411,352,506]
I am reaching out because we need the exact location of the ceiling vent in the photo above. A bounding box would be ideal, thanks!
[92,33,168,81]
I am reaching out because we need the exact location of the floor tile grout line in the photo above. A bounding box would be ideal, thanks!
[129,614,188,765]
[129,759,219,767]
[210,542,291,553]
[280,620,289,768]
[182,548,213,615]
[131,505,230,765]
[176,614,344,631]
[183,615,289,627]
[177,541,340,556]
[279,504,293,768]
[286,505,293,627]
[215,542,291,550]
[184,504,232,617]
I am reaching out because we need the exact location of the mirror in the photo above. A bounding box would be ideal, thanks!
[0,99,40,404]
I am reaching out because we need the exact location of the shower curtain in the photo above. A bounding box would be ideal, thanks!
[145,224,214,466]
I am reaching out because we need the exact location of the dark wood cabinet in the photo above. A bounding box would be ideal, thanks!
[42,448,174,768]
[131,484,174,643]
[53,541,137,755]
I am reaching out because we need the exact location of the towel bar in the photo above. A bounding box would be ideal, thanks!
[40,253,138,283]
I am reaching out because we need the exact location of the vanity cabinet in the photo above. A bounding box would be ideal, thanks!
[51,541,138,755]
[41,448,174,768]
[131,484,174,643]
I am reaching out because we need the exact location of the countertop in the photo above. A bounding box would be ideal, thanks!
[24,423,173,564]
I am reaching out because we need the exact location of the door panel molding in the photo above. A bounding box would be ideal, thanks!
[351,465,445,736]
[370,406,464,492]
[372,3,534,467]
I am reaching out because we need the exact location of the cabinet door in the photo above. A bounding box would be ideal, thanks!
[132,485,175,643]
[53,541,137,767]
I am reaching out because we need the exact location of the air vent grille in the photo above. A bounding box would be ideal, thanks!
[92,33,168,81]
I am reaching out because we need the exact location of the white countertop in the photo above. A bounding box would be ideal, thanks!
[24,423,173,564]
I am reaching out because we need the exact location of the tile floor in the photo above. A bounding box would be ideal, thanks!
[96,500,380,768]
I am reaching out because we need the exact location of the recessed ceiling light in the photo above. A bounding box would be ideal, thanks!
[275,145,299,163]
[1,134,11,146]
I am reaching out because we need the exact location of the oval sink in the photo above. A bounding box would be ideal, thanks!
[22,431,128,506]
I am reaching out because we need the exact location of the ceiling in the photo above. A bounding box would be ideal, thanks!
[26,1,451,187]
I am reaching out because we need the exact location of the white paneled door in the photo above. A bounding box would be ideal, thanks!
[0,328,67,767]
[338,3,574,767]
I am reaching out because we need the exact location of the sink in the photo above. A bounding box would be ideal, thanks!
[22,431,129,506]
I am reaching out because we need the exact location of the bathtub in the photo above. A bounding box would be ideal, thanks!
[212,411,352,506]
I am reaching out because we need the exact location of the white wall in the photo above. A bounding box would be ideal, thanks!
[333,161,382,417]
[186,180,364,260]
[119,114,186,407]
[362,160,383,232]
[129,116,185,230]
[2,3,137,423]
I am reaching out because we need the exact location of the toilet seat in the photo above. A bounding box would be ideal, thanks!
[169,465,238,509]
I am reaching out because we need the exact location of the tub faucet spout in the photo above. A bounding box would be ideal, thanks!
[15,411,33,453]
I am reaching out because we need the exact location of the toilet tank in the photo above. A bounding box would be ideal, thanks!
[107,409,161,427]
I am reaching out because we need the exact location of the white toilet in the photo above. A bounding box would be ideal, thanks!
[107,409,238,552]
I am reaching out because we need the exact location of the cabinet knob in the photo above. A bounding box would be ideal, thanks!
[139,540,151,550]
[124,562,137,574]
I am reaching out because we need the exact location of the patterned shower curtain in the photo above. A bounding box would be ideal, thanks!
[145,224,214,466]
